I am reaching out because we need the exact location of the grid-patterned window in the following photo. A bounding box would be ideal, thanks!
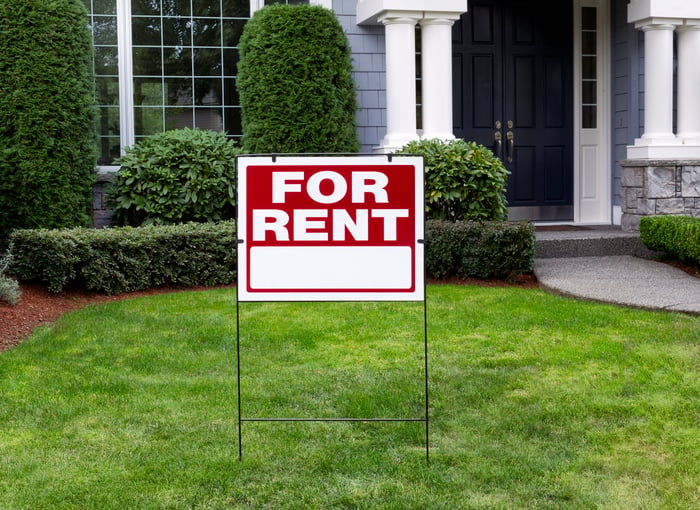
[581,6,597,129]
[130,0,249,143]
[85,0,327,166]
[85,0,120,165]
[84,0,250,165]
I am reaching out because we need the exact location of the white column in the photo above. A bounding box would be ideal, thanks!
[677,23,700,143]
[639,22,677,143]
[420,17,457,141]
[378,16,419,152]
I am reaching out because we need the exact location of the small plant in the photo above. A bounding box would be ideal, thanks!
[107,128,240,226]
[396,139,509,221]
[0,242,20,306]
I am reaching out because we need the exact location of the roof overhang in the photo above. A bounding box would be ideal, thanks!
[628,0,700,23]
[357,0,468,25]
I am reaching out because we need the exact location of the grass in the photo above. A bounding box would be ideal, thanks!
[0,286,698,509]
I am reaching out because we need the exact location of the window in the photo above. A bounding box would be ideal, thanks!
[85,0,248,165]
[85,0,328,166]
[581,6,597,129]
[85,0,120,165]
[130,0,248,143]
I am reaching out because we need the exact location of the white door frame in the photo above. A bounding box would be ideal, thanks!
[573,0,612,224]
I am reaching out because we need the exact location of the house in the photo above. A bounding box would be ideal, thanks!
[87,0,700,230]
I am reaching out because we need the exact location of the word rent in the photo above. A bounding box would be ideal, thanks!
[253,170,409,242]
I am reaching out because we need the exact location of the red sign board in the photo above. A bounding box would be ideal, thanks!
[237,155,424,301]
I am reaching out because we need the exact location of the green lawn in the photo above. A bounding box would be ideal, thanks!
[0,286,698,509]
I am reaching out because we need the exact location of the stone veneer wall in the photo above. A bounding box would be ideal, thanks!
[620,160,700,231]
[93,172,115,228]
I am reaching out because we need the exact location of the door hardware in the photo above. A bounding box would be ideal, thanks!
[506,130,514,163]
[494,130,503,159]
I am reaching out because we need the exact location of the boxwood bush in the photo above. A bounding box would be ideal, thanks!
[426,220,535,279]
[9,222,236,294]
[107,128,240,226]
[0,0,97,239]
[7,220,532,294]
[396,139,509,221]
[237,4,359,153]
[639,215,700,266]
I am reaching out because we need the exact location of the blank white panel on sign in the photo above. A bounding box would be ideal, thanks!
[249,246,413,290]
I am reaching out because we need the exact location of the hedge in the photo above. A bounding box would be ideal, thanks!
[237,4,359,153]
[639,215,700,266]
[9,222,236,294]
[8,220,533,295]
[0,0,97,239]
[425,220,535,279]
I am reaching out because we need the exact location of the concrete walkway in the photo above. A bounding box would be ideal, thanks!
[534,256,700,315]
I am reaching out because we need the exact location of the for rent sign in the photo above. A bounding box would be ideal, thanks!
[237,155,424,301]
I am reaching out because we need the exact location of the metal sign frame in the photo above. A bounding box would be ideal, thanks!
[235,154,429,462]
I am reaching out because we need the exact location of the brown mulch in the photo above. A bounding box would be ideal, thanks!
[0,276,538,353]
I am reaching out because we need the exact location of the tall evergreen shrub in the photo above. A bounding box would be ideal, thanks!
[0,0,97,239]
[237,4,359,153]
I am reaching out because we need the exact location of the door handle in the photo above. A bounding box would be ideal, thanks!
[494,130,502,159]
[506,130,514,164]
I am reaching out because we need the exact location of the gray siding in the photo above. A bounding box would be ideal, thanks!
[611,0,642,207]
[333,0,386,153]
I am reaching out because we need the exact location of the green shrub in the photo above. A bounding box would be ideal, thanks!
[237,4,359,153]
[0,243,20,306]
[9,222,236,294]
[0,0,97,239]
[396,139,509,221]
[107,128,240,226]
[425,220,535,279]
[8,220,532,293]
[640,215,700,266]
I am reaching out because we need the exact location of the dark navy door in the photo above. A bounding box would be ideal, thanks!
[453,0,574,221]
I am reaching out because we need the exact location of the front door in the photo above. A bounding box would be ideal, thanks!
[453,0,574,221]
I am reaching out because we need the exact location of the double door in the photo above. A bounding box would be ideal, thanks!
[453,0,574,221]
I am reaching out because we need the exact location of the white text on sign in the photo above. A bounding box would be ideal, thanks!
[253,170,409,242]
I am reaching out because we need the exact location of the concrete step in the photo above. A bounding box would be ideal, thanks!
[535,226,658,259]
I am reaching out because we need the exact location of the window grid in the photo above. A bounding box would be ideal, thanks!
[131,0,248,143]
[85,0,324,165]
[85,0,121,165]
[581,6,597,129]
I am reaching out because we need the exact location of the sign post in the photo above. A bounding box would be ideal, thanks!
[236,154,428,460]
